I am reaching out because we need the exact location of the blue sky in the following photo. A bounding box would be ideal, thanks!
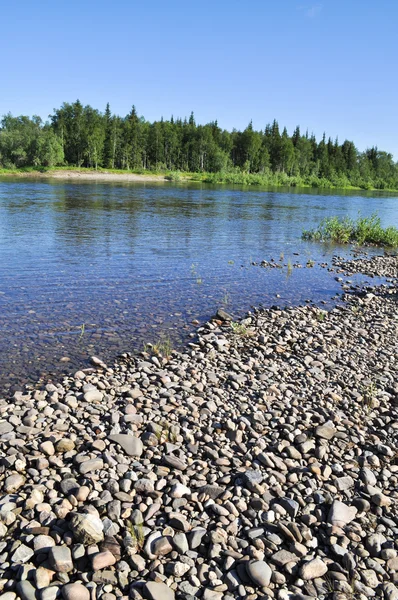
[1,0,397,157]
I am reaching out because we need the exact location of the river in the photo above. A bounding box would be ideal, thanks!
[0,177,396,391]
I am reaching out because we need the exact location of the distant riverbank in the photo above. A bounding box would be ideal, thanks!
[0,168,168,183]
[2,166,398,192]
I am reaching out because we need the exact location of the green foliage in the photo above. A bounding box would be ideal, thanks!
[302,213,398,247]
[165,170,183,181]
[1,102,398,190]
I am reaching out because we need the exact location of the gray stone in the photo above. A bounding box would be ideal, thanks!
[246,560,272,587]
[48,545,73,572]
[16,581,37,600]
[79,458,104,474]
[272,550,300,567]
[315,421,336,440]
[11,544,34,564]
[143,581,175,600]
[0,421,13,435]
[336,476,355,491]
[300,557,328,580]
[108,434,143,457]
[327,500,357,527]
[70,513,104,545]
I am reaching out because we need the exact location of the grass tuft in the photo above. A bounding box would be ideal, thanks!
[302,213,398,247]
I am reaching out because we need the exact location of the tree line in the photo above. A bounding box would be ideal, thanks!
[0,100,397,190]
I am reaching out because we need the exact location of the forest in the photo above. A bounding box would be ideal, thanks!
[0,100,397,190]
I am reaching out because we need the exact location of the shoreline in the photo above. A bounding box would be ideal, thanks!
[0,255,397,599]
[1,168,398,192]
[0,169,169,183]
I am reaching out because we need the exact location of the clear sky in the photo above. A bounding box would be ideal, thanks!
[1,0,397,157]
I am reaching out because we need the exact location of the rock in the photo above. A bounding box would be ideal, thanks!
[216,308,233,321]
[300,557,328,580]
[92,550,117,570]
[152,536,173,556]
[108,434,143,457]
[4,474,25,493]
[56,438,75,452]
[33,535,56,552]
[384,583,398,600]
[246,560,272,587]
[336,475,355,491]
[79,458,104,474]
[315,421,336,439]
[142,581,175,600]
[48,546,73,572]
[11,544,34,564]
[40,441,55,456]
[272,550,300,567]
[69,513,104,544]
[327,500,357,527]
[16,581,37,600]
[62,583,90,600]
[84,389,103,402]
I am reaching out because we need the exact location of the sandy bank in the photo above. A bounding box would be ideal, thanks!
[3,170,169,183]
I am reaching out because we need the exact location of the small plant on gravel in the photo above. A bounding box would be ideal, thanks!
[127,521,145,549]
[152,336,173,358]
[316,311,326,322]
[231,321,251,336]
[306,258,315,267]
[362,382,377,410]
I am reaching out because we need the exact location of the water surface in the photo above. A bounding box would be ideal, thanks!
[0,178,397,391]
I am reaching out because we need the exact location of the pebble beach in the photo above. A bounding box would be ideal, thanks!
[0,255,397,600]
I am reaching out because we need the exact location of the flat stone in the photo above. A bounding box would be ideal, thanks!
[163,455,187,471]
[315,422,336,440]
[48,545,73,572]
[33,535,56,552]
[142,582,175,600]
[108,434,143,457]
[384,583,398,600]
[272,550,300,567]
[327,500,357,527]
[79,458,104,474]
[300,557,328,580]
[336,476,355,491]
[11,544,34,564]
[246,560,272,587]
[0,421,13,435]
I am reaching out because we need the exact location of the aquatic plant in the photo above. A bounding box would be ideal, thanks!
[302,213,398,247]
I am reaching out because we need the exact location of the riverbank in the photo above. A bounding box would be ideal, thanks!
[0,256,397,600]
[0,168,168,183]
[1,167,397,192]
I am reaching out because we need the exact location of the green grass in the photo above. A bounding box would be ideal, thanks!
[2,165,398,192]
[302,213,398,247]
